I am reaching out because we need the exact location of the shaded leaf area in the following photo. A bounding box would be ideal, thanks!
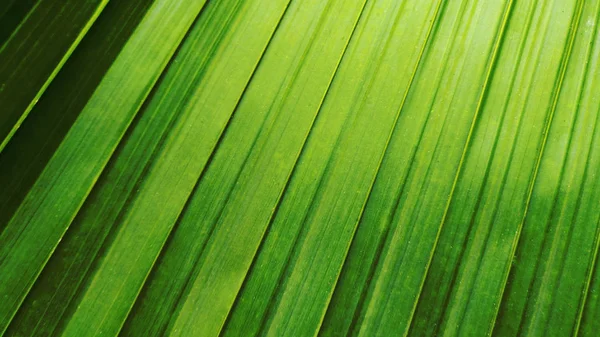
[0,0,209,333]
[0,0,109,151]
[0,0,154,234]
[0,0,599,336]
[0,0,38,47]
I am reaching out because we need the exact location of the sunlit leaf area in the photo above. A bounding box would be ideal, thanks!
[0,0,599,336]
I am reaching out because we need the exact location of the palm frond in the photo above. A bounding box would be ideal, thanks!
[0,0,599,336]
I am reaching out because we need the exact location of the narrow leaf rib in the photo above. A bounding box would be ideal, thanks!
[410,0,571,334]
[0,0,208,332]
[0,0,153,237]
[568,9,600,337]
[493,1,600,335]
[49,0,293,335]
[221,0,441,335]
[0,0,109,152]
[0,2,597,337]
[580,225,600,336]
[411,0,583,335]
[2,0,259,335]
[0,0,37,47]
[316,0,512,335]
[238,0,443,336]
[157,1,367,335]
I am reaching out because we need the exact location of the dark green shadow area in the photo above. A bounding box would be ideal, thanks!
[0,0,38,47]
[0,0,155,231]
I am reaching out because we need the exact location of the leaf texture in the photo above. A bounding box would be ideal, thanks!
[1,0,599,336]
[0,0,109,151]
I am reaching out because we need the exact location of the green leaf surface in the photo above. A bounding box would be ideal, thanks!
[40,0,294,335]
[0,0,37,47]
[417,1,584,335]
[223,0,441,335]
[0,0,154,235]
[0,0,208,332]
[494,1,600,335]
[0,0,109,151]
[410,0,585,335]
[1,0,599,336]
[51,0,294,335]
[159,0,367,335]
[323,0,513,335]
[581,234,600,337]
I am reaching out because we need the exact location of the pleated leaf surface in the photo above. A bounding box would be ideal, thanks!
[0,1,598,336]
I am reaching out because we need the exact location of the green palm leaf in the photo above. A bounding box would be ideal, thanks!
[0,0,598,336]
